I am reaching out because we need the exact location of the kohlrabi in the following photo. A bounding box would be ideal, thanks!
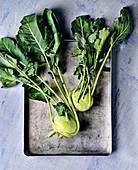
[0,8,79,139]
[70,7,132,112]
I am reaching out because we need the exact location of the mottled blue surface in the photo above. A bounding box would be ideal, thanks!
[0,0,138,169]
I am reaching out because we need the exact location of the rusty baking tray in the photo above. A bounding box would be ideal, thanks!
[24,40,112,155]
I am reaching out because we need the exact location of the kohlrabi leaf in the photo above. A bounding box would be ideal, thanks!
[0,50,38,78]
[26,79,51,102]
[71,16,92,38]
[42,8,59,35]
[0,52,17,68]
[27,87,46,102]
[74,33,86,48]
[48,56,56,71]
[0,68,17,88]
[94,28,110,52]
[0,67,30,88]
[71,16,94,49]
[110,7,132,45]
[48,32,62,56]
[92,18,104,31]
[20,62,38,77]
[15,13,46,63]
[41,9,62,57]
[72,47,82,56]
[16,8,62,71]
[88,32,97,44]
[72,16,104,47]
[53,102,68,116]
[0,37,30,65]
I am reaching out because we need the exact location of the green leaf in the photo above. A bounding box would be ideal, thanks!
[99,58,104,63]
[74,33,86,48]
[71,16,92,38]
[72,47,82,56]
[0,51,38,78]
[0,68,17,88]
[88,32,97,44]
[46,32,62,57]
[27,88,45,102]
[48,56,56,71]
[42,8,59,35]
[77,55,83,60]
[0,52,17,68]
[0,67,30,88]
[42,9,62,57]
[53,102,68,116]
[92,18,104,31]
[94,28,110,52]
[71,16,105,75]
[71,16,100,49]
[16,8,62,66]
[0,50,38,84]
[77,50,86,61]
[0,37,30,65]
[111,7,132,45]
[21,62,38,77]
[26,79,51,102]
[18,77,30,84]
[16,13,46,63]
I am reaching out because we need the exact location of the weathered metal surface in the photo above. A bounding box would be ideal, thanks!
[25,41,112,155]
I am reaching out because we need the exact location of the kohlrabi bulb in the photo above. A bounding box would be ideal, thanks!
[52,114,77,137]
[71,89,93,112]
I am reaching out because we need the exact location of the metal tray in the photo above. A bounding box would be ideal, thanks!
[24,40,112,155]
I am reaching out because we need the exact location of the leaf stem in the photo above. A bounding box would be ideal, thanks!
[82,75,90,99]
[77,65,86,102]
[82,66,90,98]
[74,75,83,92]
[43,92,53,123]
[43,54,69,106]
[69,97,80,136]
[91,44,113,96]
[56,65,74,114]
[65,111,69,121]
[36,75,64,103]
[57,65,69,97]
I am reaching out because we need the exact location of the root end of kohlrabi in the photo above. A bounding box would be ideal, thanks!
[59,134,63,139]
[70,89,93,112]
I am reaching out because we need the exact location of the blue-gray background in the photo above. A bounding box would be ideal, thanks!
[0,0,138,169]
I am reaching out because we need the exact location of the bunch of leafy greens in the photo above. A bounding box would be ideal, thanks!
[0,8,80,139]
[70,7,132,112]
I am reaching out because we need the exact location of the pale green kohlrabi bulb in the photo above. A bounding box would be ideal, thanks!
[70,89,93,112]
[51,114,77,138]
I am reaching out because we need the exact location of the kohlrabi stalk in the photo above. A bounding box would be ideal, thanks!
[47,62,80,138]
[70,7,132,112]
[43,54,74,114]
[14,8,81,138]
